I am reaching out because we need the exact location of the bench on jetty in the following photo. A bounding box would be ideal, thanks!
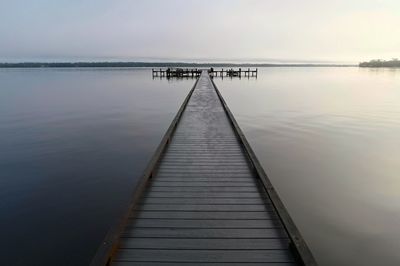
[91,71,316,265]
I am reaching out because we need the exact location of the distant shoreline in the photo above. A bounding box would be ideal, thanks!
[359,59,400,68]
[0,62,356,68]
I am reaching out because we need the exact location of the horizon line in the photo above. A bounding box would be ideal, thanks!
[0,61,357,67]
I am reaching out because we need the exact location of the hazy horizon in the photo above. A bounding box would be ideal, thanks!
[0,57,357,65]
[1,0,399,63]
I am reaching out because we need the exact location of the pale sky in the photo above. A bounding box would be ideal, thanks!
[0,0,399,63]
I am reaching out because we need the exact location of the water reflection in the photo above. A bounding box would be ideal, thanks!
[1,67,399,265]
[0,68,193,265]
[216,67,400,266]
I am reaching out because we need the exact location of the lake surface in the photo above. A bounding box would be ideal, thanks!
[1,67,399,265]
[0,68,193,265]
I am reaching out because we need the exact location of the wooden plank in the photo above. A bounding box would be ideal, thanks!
[167,138,240,141]
[160,158,247,162]
[161,153,245,158]
[167,144,241,148]
[134,204,270,212]
[130,219,281,229]
[169,143,241,146]
[119,238,289,250]
[113,262,297,266]
[157,169,252,172]
[140,197,269,205]
[168,140,239,143]
[159,153,245,156]
[135,211,277,220]
[113,249,294,263]
[165,149,244,153]
[145,192,262,198]
[123,228,287,238]
[160,160,247,163]
[167,144,242,148]
[160,155,246,159]
[158,163,250,167]
[153,177,253,182]
[157,169,252,174]
[158,165,250,169]
[148,187,259,192]
[155,174,256,178]
[151,181,256,187]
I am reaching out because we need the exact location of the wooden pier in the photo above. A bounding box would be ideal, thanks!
[152,68,202,78]
[152,68,257,78]
[210,68,258,78]
[91,71,316,265]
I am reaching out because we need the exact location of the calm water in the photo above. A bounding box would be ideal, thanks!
[0,67,399,265]
[0,68,193,265]
[216,67,400,266]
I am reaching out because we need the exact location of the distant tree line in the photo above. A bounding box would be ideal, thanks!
[359,58,400,68]
[0,62,355,68]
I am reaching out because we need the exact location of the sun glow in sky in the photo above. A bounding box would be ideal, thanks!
[0,0,399,63]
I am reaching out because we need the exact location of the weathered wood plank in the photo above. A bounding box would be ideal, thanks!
[148,187,258,193]
[159,163,249,168]
[113,249,295,263]
[140,197,268,205]
[158,165,251,171]
[134,204,270,212]
[151,181,256,187]
[166,146,243,149]
[145,192,262,198]
[122,228,287,238]
[113,262,297,266]
[134,211,278,220]
[129,219,281,229]
[157,169,252,174]
[153,177,253,182]
[119,238,289,250]
[156,174,256,179]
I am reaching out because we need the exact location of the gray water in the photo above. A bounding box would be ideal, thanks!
[0,68,193,265]
[216,67,400,266]
[0,67,399,265]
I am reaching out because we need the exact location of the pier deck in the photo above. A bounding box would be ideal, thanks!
[91,71,316,265]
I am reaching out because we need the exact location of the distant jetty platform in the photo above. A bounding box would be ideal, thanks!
[152,68,258,78]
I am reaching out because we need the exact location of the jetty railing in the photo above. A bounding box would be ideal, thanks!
[152,68,257,78]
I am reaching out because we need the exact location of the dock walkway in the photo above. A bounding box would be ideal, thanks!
[91,71,316,265]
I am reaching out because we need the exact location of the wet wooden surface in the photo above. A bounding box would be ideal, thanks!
[111,72,300,265]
